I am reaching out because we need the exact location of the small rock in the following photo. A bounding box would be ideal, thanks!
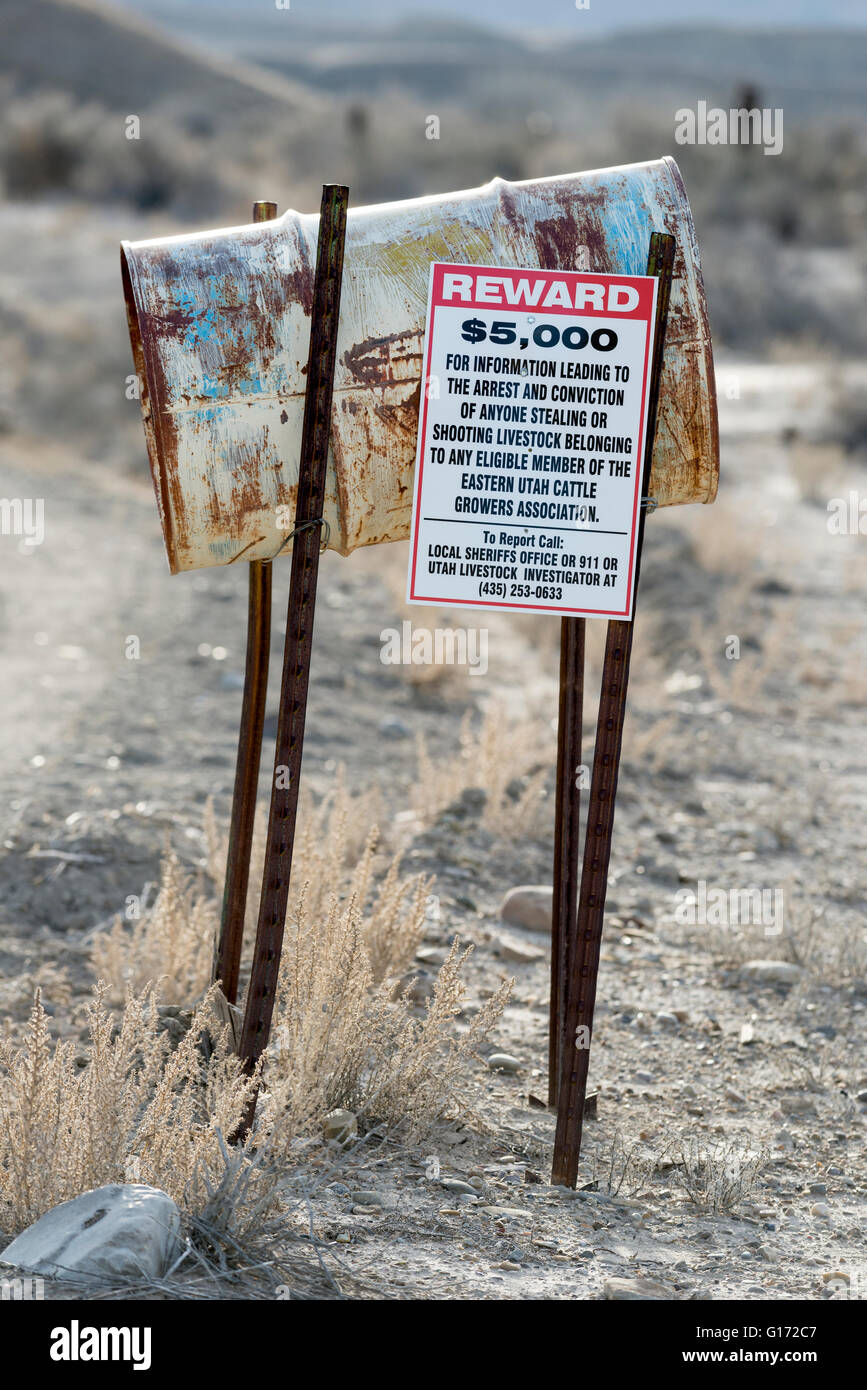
[741,960,803,987]
[479,1206,530,1221]
[499,885,553,933]
[811,1202,832,1221]
[655,1011,680,1030]
[378,715,412,740]
[0,1185,182,1282]
[739,1022,756,1045]
[487,1053,521,1074]
[415,946,447,966]
[440,790,486,824]
[459,787,487,813]
[725,1087,746,1104]
[350,1190,383,1206]
[780,1095,816,1115]
[495,934,544,965]
[219,671,245,691]
[634,1070,657,1085]
[808,1183,827,1197]
[603,1276,673,1301]
[323,1109,357,1144]
[752,828,781,853]
[440,1179,477,1196]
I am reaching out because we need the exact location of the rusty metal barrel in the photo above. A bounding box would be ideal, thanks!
[121,157,718,574]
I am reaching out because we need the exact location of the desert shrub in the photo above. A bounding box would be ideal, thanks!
[666,1136,768,1213]
[413,704,551,837]
[91,851,216,1005]
[96,779,425,1003]
[3,921,507,1238]
[263,894,510,1147]
[69,791,507,1248]
[0,84,233,215]
[0,985,256,1234]
[583,1132,658,1197]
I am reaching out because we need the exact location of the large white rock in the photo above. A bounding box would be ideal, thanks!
[741,960,803,987]
[499,885,553,933]
[603,1276,675,1300]
[0,1184,183,1282]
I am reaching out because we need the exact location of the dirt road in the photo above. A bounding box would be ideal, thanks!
[0,359,865,1299]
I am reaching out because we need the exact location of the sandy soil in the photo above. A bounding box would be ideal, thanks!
[0,353,865,1300]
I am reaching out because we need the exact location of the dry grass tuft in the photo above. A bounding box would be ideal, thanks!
[3,913,508,1240]
[205,775,386,937]
[262,894,511,1148]
[583,1131,658,1197]
[62,783,509,1256]
[667,1136,768,1213]
[94,777,419,1004]
[344,832,431,984]
[0,984,257,1234]
[91,851,216,1005]
[26,770,512,1260]
[413,704,551,837]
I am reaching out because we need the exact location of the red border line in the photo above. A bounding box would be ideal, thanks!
[408,264,658,621]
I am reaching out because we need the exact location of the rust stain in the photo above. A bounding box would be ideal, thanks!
[341,329,423,387]
[121,160,719,573]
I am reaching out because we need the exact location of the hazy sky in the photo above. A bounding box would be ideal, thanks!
[127,0,867,32]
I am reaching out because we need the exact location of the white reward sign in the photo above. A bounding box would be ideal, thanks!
[407,262,659,620]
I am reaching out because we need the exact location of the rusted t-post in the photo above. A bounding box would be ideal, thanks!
[213,202,277,1009]
[237,185,350,1129]
[551,232,676,1188]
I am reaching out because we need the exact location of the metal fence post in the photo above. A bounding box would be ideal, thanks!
[551,232,676,1187]
[237,185,349,1127]
[213,201,277,1010]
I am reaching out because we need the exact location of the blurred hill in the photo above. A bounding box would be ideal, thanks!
[0,0,334,216]
[0,0,317,116]
[126,0,867,36]
[124,7,867,125]
[0,0,866,474]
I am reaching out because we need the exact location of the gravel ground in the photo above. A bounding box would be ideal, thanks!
[0,347,865,1300]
